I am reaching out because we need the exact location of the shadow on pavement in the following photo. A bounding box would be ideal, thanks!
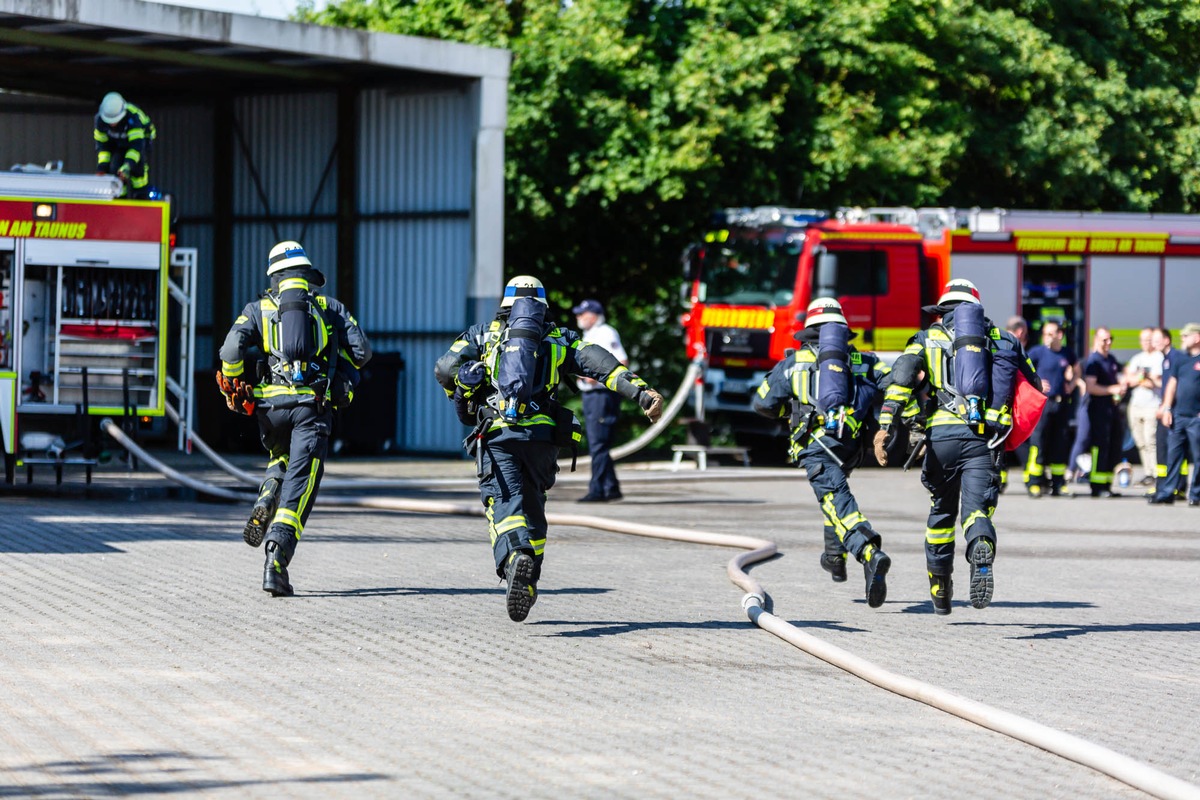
[529,619,755,637]
[300,586,610,599]
[895,599,1097,615]
[950,620,1200,640]
[0,751,387,796]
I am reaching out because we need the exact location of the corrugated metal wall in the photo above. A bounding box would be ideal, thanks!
[0,86,481,455]
[357,88,476,454]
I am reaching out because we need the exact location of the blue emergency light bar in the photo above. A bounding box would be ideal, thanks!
[714,206,829,228]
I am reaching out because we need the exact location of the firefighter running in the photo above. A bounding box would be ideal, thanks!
[752,298,892,608]
[217,241,372,596]
[434,275,664,622]
[876,279,1040,615]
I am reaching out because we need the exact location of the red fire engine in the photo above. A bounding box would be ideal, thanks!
[0,170,196,482]
[681,206,1200,437]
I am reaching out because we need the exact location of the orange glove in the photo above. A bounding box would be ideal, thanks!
[215,371,256,415]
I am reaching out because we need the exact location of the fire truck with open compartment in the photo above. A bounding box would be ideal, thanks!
[0,169,196,483]
[681,205,1200,442]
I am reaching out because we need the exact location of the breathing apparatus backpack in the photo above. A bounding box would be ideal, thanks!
[489,296,547,422]
[816,322,854,430]
[264,282,335,399]
[950,301,991,424]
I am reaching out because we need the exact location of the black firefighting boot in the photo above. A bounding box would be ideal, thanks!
[503,550,537,622]
[968,538,995,609]
[861,544,891,609]
[929,571,953,616]
[820,552,848,583]
[243,477,281,548]
[262,527,296,597]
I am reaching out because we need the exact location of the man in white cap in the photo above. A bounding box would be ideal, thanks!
[572,298,628,502]
[94,92,157,199]
[752,297,893,609]
[876,279,1039,615]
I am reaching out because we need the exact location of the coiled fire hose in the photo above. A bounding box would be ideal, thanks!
[99,418,1200,800]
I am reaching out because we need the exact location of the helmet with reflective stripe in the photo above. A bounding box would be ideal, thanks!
[99,92,127,125]
[804,296,847,327]
[938,278,981,306]
[267,241,313,275]
[501,275,547,308]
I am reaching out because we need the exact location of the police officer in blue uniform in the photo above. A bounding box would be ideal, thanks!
[752,298,892,608]
[1024,320,1078,496]
[1149,322,1200,505]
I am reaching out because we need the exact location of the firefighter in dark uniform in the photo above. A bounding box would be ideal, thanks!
[1149,322,1200,505]
[1152,327,1190,497]
[752,298,892,608]
[1024,320,1078,496]
[876,279,1039,615]
[94,92,156,199]
[434,275,664,622]
[217,241,372,596]
[1081,327,1127,497]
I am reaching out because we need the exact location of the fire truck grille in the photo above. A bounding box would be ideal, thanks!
[707,328,772,360]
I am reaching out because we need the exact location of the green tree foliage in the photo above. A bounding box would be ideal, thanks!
[299,0,1200,387]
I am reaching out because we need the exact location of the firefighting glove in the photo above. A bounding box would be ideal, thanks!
[117,166,130,183]
[332,375,355,410]
[638,389,665,424]
[873,428,892,467]
[215,370,237,411]
[232,380,257,415]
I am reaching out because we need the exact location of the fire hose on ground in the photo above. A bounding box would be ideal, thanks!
[98,419,1200,800]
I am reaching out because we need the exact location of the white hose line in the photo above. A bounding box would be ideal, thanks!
[563,358,703,469]
[101,418,1200,800]
[100,420,250,501]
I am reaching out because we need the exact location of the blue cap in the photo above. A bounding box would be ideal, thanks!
[572,298,604,316]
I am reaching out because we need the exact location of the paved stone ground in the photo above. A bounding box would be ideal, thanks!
[0,453,1196,798]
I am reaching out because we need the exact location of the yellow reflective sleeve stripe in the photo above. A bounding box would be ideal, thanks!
[604,365,630,391]
[97,152,112,163]
[127,128,146,141]
[125,149,142,163]
[549,342,566,386]
[94,129,108,142]
[756,379,770,399]
[926,527,955,544]
[235,314,249,324]
[222,360,244,377]
[450,340,469,353]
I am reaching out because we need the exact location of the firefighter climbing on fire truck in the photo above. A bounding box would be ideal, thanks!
[93,92,156,200]
[875,279,1042,615]
[752,297,892,608]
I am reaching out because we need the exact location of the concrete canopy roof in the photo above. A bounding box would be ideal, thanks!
[0,0,510,101]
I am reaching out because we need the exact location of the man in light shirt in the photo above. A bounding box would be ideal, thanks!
[1124,326,1164,485]
[573,298,628,502]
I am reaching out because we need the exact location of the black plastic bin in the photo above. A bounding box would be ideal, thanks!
[333,351,405,455]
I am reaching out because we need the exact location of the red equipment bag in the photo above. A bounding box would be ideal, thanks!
[1006,371,1048,451]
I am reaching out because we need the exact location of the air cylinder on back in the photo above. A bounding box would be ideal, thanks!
[951,301,991,423]
[496,296,546,421]
[816,322,853,428]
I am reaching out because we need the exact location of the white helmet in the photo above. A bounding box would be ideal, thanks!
[99,92,127,125]
[804,296,847,327]
[938,278,982,306]
[501,275,547,308]
[267,241,312,275]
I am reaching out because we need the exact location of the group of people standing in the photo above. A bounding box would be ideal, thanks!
[1017,321,1200,506]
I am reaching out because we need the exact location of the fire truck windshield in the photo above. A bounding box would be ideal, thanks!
[700,233,801,307]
